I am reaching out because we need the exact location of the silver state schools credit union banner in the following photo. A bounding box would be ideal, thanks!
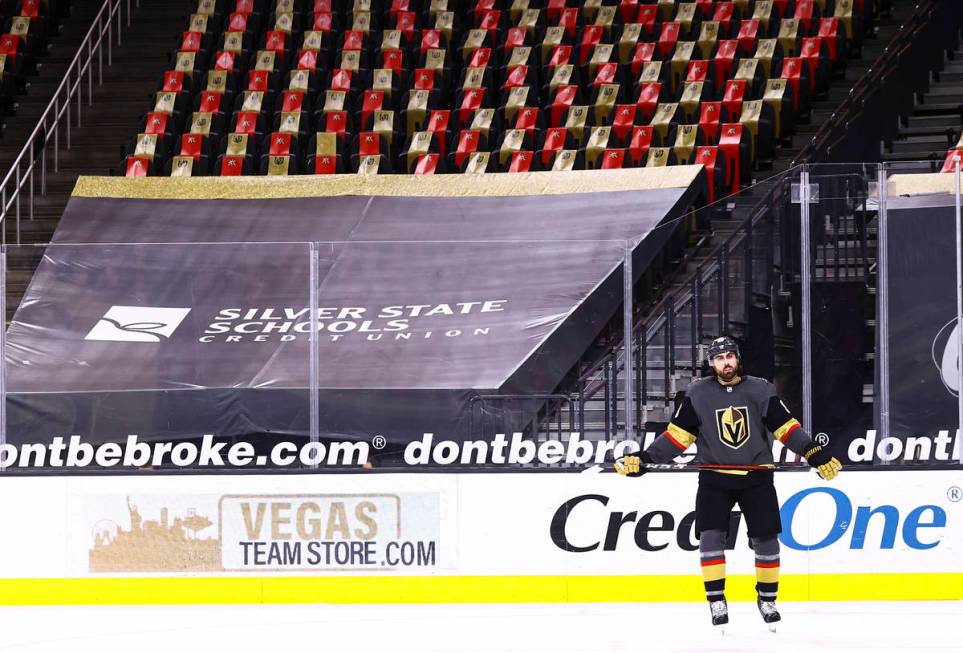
[5,169,705,457]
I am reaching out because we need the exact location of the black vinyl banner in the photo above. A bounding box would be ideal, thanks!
[887,193,961,438]
[6,172,704,447]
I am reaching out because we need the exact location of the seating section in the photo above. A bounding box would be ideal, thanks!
[120,0,875,199]
[0,0,69,116]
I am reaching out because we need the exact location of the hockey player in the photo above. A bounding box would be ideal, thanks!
[616,336,842,630]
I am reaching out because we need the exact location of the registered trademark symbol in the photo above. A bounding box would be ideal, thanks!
[948,486,962,503]
[372,435,386,450]
[815,433,830,446]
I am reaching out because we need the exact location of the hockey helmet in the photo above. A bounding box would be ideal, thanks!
[706,336,740,363]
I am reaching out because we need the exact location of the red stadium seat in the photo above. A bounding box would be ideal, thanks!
[718,122,753,192]
[942,149,963,174]
[694,146,727,202]
[123,156,151,177]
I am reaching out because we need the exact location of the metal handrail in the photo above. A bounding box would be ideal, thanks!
[0,0,131,245]
[557,170,790,441]
[793,0,945,164]
[639,173,791,335]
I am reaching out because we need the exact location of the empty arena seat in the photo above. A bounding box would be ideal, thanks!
[817,17,845,65]
[123,132,169,171]
[305,131,348,174]
[635,80,666,123]
[646,146,678,167]
[122,155,153,177]
[136,113,176,154]
[698,101,731,144]
[780,56,811,116]
[794,0,821,33]
[117,0,877,180]
[649,102,684,141]
[671,124,701,165]
[718,122,753,192]
[679,81,712,123]
[627,41,656,78]
[538,125,581,167]
[399,129,441,173]
[626,124,660,167]
[799,35,832,95]
[694,145,727,202]
[712,2,741,37]
[762,78,795,142]
[495,127,536,166]
[582,125,617,169]
[712,39,739,94]
[777,18,800,57]
[216,152,256,176]
[176,131,217,167]
[259,153,301,175]
[220,130,260,159]
[737,99,776,163]
[351,130,393,172]
[457,150,495,173]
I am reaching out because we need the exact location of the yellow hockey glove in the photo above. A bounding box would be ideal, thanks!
[804,444,843,481]
[615,454,646,477]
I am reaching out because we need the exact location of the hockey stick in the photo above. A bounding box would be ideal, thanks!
[581,458,810,474]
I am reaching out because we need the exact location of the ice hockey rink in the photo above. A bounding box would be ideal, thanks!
[0,601,957,652]
[0,469,958,651]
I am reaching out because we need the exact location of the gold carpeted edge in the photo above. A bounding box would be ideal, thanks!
[888,172,956,197]
[72,166,704,200]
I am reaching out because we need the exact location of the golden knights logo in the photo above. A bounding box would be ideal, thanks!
[715,405,751,449]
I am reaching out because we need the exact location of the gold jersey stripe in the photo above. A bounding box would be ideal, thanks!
[666,422,697,449]
[774,418,801,443]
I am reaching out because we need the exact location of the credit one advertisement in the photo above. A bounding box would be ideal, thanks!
[32,470,961,578]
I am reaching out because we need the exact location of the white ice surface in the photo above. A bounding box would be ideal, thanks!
[0,601,958,653]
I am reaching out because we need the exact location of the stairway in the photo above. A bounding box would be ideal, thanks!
[882,43,963,162]
[1,1,187,322]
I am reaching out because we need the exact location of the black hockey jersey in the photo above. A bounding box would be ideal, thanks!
[643,374,814,471]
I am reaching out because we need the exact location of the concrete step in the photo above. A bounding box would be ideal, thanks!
[889,137,955,154]
[881,149,946,163]
[936,71,963,84]
[906,113,962,129]
[914,101,962,115]
[923,90,963,106]
[1,1,189,317]
[941,59,963,74]
[896,124,958,140]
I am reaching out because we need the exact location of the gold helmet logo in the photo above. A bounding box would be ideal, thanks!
[716,405,751,449]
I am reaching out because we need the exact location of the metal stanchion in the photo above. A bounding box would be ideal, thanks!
[955,159,963,464]
[623,240,634,439]
[877,164,890,445]
[800,166,813,438]
[309,242,320,468]
[0,247,7,470]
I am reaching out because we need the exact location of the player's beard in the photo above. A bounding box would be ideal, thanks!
[716,365,737,383]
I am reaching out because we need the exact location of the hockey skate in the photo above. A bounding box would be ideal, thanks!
[709,599,728,633]
[757,599,781,632]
